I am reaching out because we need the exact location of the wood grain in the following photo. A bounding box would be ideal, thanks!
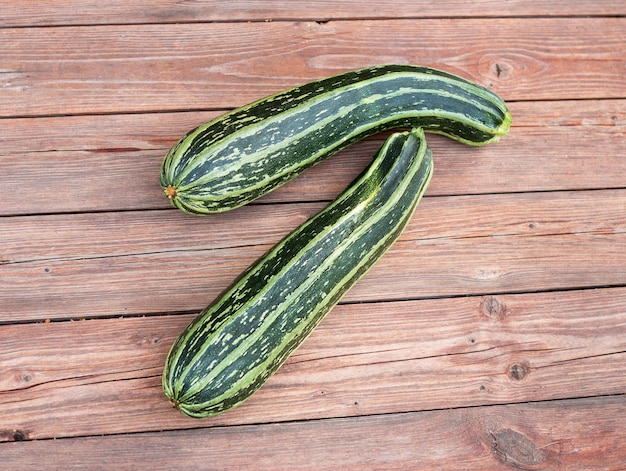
[1,18,624,117]
[3,396,625,469]
[1,4,625,467]
[3,0,624,27]
[2,99,625,216]
[3,188,626,322]
[1,288,625,441]
[5,188,624,265]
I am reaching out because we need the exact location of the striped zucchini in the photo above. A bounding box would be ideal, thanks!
[160,64,510,214]
[163,127,433,417]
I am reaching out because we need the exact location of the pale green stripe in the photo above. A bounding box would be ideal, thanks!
[183,145,433,413]
[166,70,505,189]
[176,131,430,402]
[170,133,407,396]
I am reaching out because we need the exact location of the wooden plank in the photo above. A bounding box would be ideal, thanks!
[3,0,625,27]
[2,99,625,216]
[3,188,626,322]
[0,206,318,265]
[6,231,626,322]
[2,395,625,470]
[1,18,624,117]
[1,288,625,440]
[1,2,622,467]
[4,99,623,156]
[5,188,625,265]
[1,111,218,156]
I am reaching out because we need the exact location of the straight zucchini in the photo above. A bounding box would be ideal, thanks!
[160,64,510,214]
[162,127,433,417]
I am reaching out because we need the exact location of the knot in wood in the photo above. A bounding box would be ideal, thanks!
[492,428,545,468]
[508,361,530,381]
[480,296,507,321]
[12,429,28,441]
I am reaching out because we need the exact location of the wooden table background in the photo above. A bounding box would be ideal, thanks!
[2,2,625,469]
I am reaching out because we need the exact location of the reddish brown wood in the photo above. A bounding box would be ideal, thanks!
[1,288,625,441]
[4,188,624,265]
[1,18,624,118]
[2,99,625,216]
[2,396,625,469]
[1,5,624,468]
[3,188,626,322]
[2,0,624,27]
[4,100,623,156]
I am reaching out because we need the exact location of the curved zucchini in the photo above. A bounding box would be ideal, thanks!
[163,127,433,417]
[160,64,510,214]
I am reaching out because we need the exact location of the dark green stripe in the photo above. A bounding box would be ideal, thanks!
[161,65,510,214]
[163,128,433,417]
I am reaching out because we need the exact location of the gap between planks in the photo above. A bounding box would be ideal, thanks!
[1,18,625,118]
[2,395,625,470]
[3,188,626,322]
[1,287,625,441]
[1,99,624,216]
[2,0,625,28]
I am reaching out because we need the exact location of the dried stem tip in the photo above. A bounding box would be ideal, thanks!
[164,185,178,200]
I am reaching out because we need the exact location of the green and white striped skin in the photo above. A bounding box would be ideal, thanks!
[160,64,510,214]
[163,128,433,417]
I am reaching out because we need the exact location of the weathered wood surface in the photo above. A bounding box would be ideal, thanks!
[3,0,624,26]
[2,18,625,118]
[3,100,625,216]
[1,1,626,469]
[2,288,626,441]
[4,396,625,470]
[3,189,626,322]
